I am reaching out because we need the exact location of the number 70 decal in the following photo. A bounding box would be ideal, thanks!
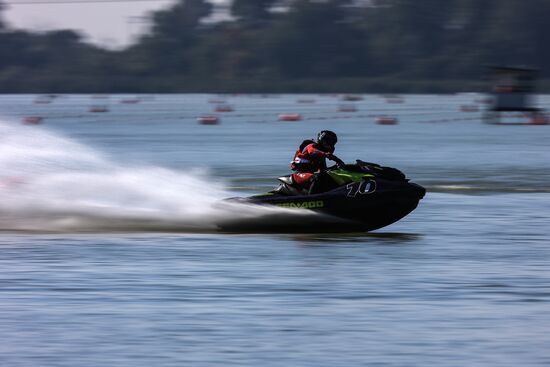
[347,179,377,197]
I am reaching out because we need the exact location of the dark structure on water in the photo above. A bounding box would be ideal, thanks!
[483,66,548,125]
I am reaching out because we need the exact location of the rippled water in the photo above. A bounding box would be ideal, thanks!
[0,94,549,366]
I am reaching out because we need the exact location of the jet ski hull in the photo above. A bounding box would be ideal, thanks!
[230,178,425,232]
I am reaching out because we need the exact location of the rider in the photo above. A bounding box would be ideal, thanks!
[291,130,345,194]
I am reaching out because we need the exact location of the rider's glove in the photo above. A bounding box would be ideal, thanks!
[327,154,345,168]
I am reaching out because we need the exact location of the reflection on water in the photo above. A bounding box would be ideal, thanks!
[289,232,422,244]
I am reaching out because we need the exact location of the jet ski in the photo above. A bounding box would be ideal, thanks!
[225,160,425,232]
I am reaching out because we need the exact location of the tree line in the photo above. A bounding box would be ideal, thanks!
[1,0,549,93]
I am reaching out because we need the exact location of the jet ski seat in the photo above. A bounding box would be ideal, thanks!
[278,175,294,185]
[271,175,307,196]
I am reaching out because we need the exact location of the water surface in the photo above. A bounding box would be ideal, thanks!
[0,94,549,366]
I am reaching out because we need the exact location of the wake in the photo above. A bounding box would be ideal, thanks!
[0,119,318,233]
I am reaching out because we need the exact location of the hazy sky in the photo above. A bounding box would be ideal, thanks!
[3,0,228,49]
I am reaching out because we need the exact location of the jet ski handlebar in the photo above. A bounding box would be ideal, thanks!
[326,153,345,168]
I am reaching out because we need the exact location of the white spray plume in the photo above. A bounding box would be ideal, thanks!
[0,119,310,232]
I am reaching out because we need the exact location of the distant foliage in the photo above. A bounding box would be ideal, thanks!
[0,0,549,92]
[231,0,277,24]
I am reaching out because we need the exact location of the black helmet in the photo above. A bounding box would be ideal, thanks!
[317,130,338,151]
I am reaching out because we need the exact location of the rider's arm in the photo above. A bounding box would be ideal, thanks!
[303,144,331,158]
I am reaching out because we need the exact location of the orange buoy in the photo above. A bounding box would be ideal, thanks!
[22,116,43,124]
[376,116,398,125]
[278,113,302,121]
[529,115,549,125]
[197,116,220,125]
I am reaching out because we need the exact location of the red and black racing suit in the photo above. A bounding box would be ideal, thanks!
[291,142,333,188]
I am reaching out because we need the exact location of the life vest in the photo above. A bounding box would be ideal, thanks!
[291,139,327,172]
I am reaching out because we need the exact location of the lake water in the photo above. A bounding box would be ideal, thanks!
[0,94,549,366]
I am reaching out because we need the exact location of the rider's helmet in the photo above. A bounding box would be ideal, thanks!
[317,130,338,152]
